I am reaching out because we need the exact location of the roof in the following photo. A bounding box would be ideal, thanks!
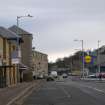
[9,25,32,35]
[0,26,21,40]
[93,45,105,54]
[32,50,48,56]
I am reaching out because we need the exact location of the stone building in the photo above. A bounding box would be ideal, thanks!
[9,25,33,71]
[0,27,22,88]
[32,50,48,78]
[88,46,105,73]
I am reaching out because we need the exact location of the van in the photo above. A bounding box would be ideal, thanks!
[50,71,58,78]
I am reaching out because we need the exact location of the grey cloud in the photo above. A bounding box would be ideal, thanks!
[0,0,105,61]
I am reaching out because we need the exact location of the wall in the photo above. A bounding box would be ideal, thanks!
[32,51,48,77]
[21,34,33,70]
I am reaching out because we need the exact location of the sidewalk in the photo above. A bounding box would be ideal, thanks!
[80,78,105,82]
[0,80,44,105]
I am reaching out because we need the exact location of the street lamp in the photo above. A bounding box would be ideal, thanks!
[74,39,85,78]
[98,40,101,73]
[16,14,33,82]
[17,14,33,34]
[16,14,33,59]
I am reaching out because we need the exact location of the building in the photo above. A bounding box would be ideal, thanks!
[9,25,33,71]
[0,27,22,88]
[32,50,48,78]
[88,46,105,73]
[70,51,82,75]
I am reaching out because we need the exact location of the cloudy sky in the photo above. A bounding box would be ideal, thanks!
[0,0,105,62]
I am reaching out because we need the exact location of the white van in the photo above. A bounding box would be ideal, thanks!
[50,71,58,78]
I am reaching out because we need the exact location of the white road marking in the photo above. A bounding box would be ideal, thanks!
[92,87,105,93]
[56,81,105,94]
[59,87,71,98]
[55,82,71,98]
[80,84,105,94]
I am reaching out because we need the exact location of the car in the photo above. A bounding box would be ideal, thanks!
[50,71,58,78]
[37,74,44,79]
[88,74,97,78]
[62,73,68,78]
[46,75,55,81]
[97,72,105,78]
[101,73,105,78]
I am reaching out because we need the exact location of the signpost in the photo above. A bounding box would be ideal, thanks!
[85,55,92,63]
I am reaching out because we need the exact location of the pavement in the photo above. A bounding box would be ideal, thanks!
[70,76,105,82]
[22,78,105,105]
[81,77,105,81]
[0,80,45,105]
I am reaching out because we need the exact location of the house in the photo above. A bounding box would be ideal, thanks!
[88,46,105,73]
[32,50,48,78]
[0,27,22,88]
[9,25,34,81]
[9,25,33,71]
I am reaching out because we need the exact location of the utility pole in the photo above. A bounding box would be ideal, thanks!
[82,40,85,78]
[98,40,101,73]
[74,39,85,78]
[70,57,72,75]
[16,14,33,82]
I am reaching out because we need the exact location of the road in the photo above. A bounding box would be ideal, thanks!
[22,78,105,105]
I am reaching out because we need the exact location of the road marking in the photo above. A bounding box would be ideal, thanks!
[55,82,71,98]
[92,87,105,93]
[57,81,105,94]
[41,87,57,90]
[59,87,71,98]
[79,84,105,94]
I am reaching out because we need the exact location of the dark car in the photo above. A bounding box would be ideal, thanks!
[46,75,55,81]
[62,73,68,78]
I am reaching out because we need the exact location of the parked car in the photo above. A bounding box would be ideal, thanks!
[88,74,97,78]
[37,74,44,79]
[46,75,55,81]
[101,73,105,78]
[97,72,105,78]
[62,73,68,78]
[50,71,58,78]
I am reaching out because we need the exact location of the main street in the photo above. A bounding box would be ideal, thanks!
[22,78,105,105]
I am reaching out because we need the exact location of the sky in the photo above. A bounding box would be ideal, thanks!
[0,0,105,62]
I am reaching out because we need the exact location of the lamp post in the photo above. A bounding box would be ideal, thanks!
[16,14,33,59]
[74,39,85,78]
[98,40,101,73]
[17,14,33,35]
[16,14,33,82]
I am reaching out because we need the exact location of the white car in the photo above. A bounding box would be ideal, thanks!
[37,74,44,79]
[50,71,58,78]
[88,74,97,78]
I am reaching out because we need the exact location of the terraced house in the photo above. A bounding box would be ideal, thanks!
[9,25,34,81]
[0,27,22,88]
[32,50,48,78]
[9,25,33,71]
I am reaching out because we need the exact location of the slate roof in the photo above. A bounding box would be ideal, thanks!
[32,50,48,56]
[0,26,21,40]
[8,25,32,35]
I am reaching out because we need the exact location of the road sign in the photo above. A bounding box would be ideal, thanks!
[85,55,92,63]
